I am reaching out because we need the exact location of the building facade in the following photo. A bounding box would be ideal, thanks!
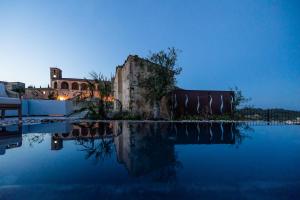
[113,55,234,119]
[113,55,173,118]
[24,68,99,100]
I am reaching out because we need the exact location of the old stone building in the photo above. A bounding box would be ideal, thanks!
[113,55,234,119]
[24,67,101,100]
[21,55,234,119]
[50,68,90,92]
[113,55,170,118]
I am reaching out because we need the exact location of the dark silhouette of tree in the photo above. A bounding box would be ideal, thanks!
[139,47,182,119]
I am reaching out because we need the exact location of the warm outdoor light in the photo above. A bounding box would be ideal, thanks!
[104,96,114,102]
[57,96,67,101]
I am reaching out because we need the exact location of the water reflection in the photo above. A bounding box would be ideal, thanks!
[0,125,22,155]
[1,122,247,177]
[114,122,245,180]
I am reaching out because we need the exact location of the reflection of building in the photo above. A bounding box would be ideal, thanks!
[51,122,114,150]
[114,122,239,177]
[0,126,22,155]
[0,121,242,177]
[114,122,176,177]
[47,121,240,176]
[113,55,234,118]
[51,137,63,150]
[172,122,236,144]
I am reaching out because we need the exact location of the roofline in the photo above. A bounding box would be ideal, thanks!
[52,78,93,82]
[173,89,234,93]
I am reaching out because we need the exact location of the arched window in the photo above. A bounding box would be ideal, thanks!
[61,82,69,90]
[53,82,57,89]
[71,82,79,90]
[81,83,88,91]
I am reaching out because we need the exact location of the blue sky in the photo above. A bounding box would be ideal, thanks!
[0,0,299,110]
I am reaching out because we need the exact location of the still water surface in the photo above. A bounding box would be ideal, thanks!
[0,122,299,199]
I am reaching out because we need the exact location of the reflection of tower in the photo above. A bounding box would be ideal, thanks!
[51,135,63,150]
[50,67,62,81]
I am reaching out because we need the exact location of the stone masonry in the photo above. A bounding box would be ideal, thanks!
[113,55,170,119]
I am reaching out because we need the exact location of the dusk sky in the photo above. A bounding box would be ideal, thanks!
[0,0,299,110]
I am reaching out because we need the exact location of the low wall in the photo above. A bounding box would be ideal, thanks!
[172,89,234,117]
[5,100,73,117]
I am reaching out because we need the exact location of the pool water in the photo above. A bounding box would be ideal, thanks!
[0,122,299,199]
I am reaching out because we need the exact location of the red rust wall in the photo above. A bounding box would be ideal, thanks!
[172,89,234,117]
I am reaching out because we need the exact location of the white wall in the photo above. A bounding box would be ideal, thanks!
[5,100,73,116]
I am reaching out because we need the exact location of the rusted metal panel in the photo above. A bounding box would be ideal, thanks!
[172,89,234,117]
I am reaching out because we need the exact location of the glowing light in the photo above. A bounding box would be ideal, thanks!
[53,74,57,78]
[57,96,67,101]
[43,91,46,94]
[104,96,114,102]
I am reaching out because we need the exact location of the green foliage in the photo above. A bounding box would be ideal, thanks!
[230,86,251,109]
[48,91,58,100]
[12,86,25,96]
[139,47,182,104]
[84,72,113,119]
[87,72,112,99]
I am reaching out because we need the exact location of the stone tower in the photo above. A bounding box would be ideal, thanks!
[50,67,62,81]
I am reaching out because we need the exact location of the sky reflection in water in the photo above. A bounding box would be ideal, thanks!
[0,122,300,200]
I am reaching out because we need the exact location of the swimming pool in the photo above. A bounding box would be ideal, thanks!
[0,121,299,199]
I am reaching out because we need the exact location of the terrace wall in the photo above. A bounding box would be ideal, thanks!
[5,100,73,117]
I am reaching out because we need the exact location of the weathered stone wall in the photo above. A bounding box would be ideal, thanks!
[24,67,104,100]
[24,88,55,99]
[24,88,92,100]
[113,55,170,119]
[113,55,234,119]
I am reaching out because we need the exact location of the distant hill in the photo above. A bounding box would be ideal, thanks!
[236,108,300,121]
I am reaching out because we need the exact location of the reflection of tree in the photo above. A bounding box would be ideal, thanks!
[233,123,253,147]
[73,122,113,136]
[23,134,45,147]
[75,137,114,165]
[74,122,113,163]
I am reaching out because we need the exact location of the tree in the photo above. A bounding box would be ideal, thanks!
[12,86,25,97]
[85,72,112,119]
[230,86,251,110]
[139,47,182,119]
[48,91,58,100]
